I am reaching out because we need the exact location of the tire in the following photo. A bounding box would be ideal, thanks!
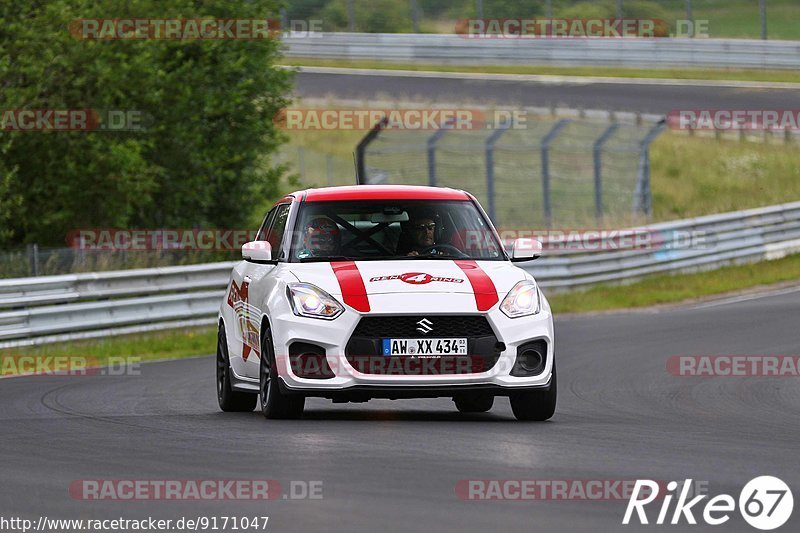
[454,394,494,413]
[216,324,257,412]
[259,326,305,419]
[509,360,557,421]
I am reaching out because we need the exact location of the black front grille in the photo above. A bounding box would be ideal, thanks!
[351,315,495,338]
[346,315,500,375]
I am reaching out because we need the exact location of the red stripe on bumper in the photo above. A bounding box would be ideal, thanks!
[455,260,499,311]
[331,262,371,312]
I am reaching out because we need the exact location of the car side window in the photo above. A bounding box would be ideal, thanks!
[266,204,291,259]
[256,208,276,243]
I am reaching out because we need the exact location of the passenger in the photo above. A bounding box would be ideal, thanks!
[297,217,341,259]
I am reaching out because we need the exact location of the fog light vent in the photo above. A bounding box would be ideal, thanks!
[511,340,547,377]
[289,342,334,379]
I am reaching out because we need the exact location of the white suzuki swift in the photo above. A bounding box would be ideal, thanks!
[217,185,555,421]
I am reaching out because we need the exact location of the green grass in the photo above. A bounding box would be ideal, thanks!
[290,0,800,40]
[0,326,216,376]
[650,132,800,221]
[284,126,365,160]
[282,58,800,84]
[548,251,800,313]
[656,0,800,41]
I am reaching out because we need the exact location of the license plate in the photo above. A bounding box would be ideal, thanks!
[382,338,468,357]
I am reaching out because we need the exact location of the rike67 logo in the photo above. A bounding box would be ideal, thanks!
[624,476,793,530]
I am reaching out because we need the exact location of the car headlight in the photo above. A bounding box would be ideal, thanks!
[500,280,541,318]
[287,283,344,320]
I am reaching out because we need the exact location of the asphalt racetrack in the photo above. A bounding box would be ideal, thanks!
[1,287,798,532]
[294,69,800,114]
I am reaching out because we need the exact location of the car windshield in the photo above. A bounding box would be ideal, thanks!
[289,200,505,262]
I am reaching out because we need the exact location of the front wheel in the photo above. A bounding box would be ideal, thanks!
[260,327,305,419]
[509,361,557,421]
[217,325,257,412]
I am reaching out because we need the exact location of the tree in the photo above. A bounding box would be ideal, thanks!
[0,0,292,246]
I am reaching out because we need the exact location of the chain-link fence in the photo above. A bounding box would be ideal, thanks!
[0,245,239,279]
[274,145,357,188]
[359,115,665,229]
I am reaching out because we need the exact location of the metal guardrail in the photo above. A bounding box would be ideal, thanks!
[527,201,800,288]
[1,201,800,346]
[284,33,800,70]
[0,264,234,346]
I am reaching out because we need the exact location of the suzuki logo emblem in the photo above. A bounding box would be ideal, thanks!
[416,318,433,335]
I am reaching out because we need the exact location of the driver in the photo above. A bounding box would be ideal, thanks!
[296,217,341,259]
[403,210,440,256]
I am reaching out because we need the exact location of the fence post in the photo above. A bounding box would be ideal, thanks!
[634,120,666,216]
[476,0,483,19]
[593,123,620,224]
[297,147,305,182]
[355,117,388,185]
[280,8,288,32]
[545,0,552,18]
[27,243,40,277]
[685,0,693,37]
[411,0,420,33]
[485,120,514,223]
[616,0,623,20]
[326,154,334,186]
[347,0,355,32]
[78,233,86,269]
[540,119,571,228]
[760,0,767,40]
[427,121,455,187]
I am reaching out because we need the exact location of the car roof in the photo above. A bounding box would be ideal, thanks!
[290,185,471,203]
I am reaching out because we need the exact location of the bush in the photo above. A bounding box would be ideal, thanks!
[0,0,292,247]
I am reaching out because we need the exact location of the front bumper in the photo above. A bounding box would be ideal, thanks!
[270,294,555,393]
[278,375,554,401]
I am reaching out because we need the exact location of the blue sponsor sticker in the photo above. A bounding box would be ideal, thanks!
[382,338,391,356]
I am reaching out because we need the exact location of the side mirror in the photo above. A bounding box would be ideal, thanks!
[242,241,272,262]
[510,238,542,262]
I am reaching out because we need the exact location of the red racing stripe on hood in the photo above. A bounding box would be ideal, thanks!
[454,260,499,311]
[331,262,371,312]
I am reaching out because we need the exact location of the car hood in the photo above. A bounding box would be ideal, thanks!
[286,260,527,312]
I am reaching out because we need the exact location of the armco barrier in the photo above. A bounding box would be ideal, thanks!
[1,201,799,346]
[283,33,800,70]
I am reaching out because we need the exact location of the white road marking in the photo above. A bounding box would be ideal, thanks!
[287,65,800,90]
[688,285,800,310]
